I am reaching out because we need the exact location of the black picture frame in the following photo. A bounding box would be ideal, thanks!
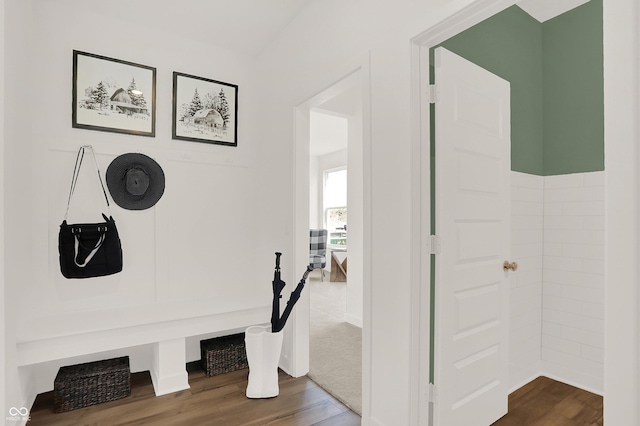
[72,50,156,137]
[172,72,238,147]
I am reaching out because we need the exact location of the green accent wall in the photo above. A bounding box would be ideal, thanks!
[434,6,545,175]
[542,0,604,175]
[427,0,603,383]
[430,0,604,176]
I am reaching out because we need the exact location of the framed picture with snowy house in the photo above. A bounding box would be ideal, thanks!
[72,50,156,137]
[172,72,238,147]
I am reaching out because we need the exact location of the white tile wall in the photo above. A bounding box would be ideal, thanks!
[541,171,605,394]
[509,172,544,390]
[508,171,605,395]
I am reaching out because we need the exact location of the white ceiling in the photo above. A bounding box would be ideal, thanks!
[55,0,592,159]
[517,0,591,22]
[310,86,360,158]
[309,111,349,158]
[51,0,316,57]
[53,0,591,56]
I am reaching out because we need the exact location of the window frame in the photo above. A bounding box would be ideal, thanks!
[322,167,347,247]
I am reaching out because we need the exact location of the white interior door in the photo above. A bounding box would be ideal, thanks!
[433,47,511,426]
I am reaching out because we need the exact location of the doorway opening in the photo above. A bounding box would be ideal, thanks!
[414,0,605,423]
[293,66,368,415]
[308,108,361,413]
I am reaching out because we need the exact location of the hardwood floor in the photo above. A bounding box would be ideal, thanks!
[491,376,603,426]
[28,369,602,426]
[29,364,361,426]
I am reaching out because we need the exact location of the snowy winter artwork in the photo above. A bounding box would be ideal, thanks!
[172,72,238,146]
[72,50,156,137]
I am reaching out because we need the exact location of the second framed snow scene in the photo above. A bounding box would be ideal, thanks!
[172,72,238,147]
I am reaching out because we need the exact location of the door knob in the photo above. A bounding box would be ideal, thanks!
[503,261,518,272]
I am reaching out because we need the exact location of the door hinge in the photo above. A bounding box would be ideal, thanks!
[428,84,438,103]
[428,383,438,403]
[429,235,440,255]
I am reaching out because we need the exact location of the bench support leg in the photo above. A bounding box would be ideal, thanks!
[150,338,190,396]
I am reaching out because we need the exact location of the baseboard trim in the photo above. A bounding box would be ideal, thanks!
[540,371,603,396]
[509,370,604,397]
[540,361,603,396]
[509,372,542,394]
[149,370,190,396]
[369,416,386,426]
[8,394,36,426]
[344,313,363,328]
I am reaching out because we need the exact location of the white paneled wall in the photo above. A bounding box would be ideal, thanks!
[541,172,605,394]
[510,172,544,390]
[509,171,605,395]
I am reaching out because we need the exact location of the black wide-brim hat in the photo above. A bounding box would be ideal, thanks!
[106,153,165,210]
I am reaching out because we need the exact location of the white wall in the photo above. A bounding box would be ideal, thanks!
[4,0,34,416]
[239,0,636,422]
[541,172,604,394]
[510,171,605,395]
[309,156,319,228]
[254,1,456,423]
[603,0,640,423]
[5,0,274,403]
[314,149,348,230]
[3,0,639,424]
[310,149,346,285]
[0,0,6,420]
[310,144,363,327]
[509,172,543,391]
[346,104,364,327]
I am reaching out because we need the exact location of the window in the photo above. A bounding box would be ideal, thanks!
[324,168,347,246]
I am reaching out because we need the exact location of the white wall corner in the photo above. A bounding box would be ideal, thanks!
[509,171,544,392]
[541,172,605,395]
[509,370,542,395]
[150,339,190,397]
[344,313,363,328]
[7,367,38,426]
[0,0,5,420]
[603,0,640,423]
[516,0,590,23]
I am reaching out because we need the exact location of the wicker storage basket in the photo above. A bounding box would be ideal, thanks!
[53,356,131,413]
[200,333,248,376]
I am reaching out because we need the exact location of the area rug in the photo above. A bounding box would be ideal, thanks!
[308,277,362,415]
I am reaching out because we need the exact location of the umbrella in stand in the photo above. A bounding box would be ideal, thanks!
[269,252,314,333]
[245,253,312,399]
[271,252,286,332]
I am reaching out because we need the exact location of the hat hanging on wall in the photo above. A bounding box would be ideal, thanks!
[106,153,165,210]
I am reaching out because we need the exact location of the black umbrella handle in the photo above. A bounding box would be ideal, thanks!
[272,265,314,333]
[301,265,313,281]
[271,252,285,331]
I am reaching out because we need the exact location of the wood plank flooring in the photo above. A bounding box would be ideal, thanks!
[491,376,603,426]
[29,364,361,426]
[28,370,603,426]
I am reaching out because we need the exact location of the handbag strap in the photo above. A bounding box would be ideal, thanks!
[65,145,111,220]
[73,229,107,268]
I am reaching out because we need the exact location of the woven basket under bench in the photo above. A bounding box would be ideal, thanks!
[200,333,248,376]
[53,356,131,413]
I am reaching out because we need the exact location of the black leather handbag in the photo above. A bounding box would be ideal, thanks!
[59,146,123,279]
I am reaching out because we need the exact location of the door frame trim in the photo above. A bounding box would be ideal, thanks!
[291,53,373,418]
[409,1,517,423]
